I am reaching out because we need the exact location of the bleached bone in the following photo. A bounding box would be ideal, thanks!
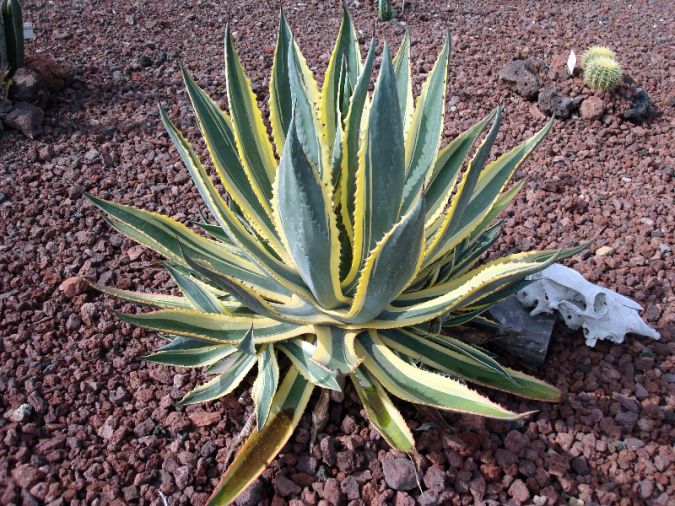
[517,263,660,347]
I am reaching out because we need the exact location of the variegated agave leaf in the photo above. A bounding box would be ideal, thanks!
[87,8,580,505]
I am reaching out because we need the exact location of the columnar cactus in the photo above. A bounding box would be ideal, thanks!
[378,0,395,21]
[1,0,24,74]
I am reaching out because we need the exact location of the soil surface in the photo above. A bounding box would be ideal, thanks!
[1,1,673,505]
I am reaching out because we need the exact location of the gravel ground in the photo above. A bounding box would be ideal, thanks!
[1,0,673,505]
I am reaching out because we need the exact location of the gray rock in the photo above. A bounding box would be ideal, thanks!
[2,102,44,138]
[489,295,558,366]
[538,85,581,119]
[382,456,417,491]
[498,60,540,100]
[7,403,33,423]
[9,68,44,103]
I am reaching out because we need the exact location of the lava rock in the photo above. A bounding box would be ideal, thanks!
[423,466,446,491]
[498,60,540,100]
[1,102,44,139]
[538,85,581,118]
[382,455,417,491]
[235,478,264,506]
[580,96,605,120]
[173,465,192,489]
[274,475,301,498]
[188,410,221,427]
[59,276,89,297]
[508,479,531,503]
[623,87,656,123]
[323,478,344,505]
[9,68,44,103]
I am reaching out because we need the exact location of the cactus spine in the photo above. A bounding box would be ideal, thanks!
[2,0,24,75]
[580,46,616,71]
[378,0,395,21]
[583,56,623,92]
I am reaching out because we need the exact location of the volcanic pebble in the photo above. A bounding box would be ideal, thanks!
[0,0,673,505]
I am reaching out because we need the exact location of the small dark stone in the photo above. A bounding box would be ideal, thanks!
[538,85,581,119]
[571,456,590,475]
[623,87,656,124]
[139,54,153,68]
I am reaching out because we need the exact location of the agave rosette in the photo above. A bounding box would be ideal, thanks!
[88,9,579,504]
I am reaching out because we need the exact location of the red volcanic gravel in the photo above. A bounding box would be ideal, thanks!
[1,1,673,505]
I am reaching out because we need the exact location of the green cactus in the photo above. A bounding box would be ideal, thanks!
[580,46,616,70]
[583,56,623,92]
[378,0,395,21]
[1,0,24,75]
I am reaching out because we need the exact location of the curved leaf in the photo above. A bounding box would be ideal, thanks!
[312,326,361,374]
[379,328,560,401]
[392,29,413,135]
[178,351,256,405]
[356,331,522,419]
[351,366,415,451]
[277,339,341,391]
[401,32,450,212]
[208,366,313,505]
[344,198,426,324]
[117,309,310,344]
[269,11,294,155]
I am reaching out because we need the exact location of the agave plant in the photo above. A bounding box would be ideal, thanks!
[88,8,579,505]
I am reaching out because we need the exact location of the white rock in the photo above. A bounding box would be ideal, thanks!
[5,403,33,423]
[517,264,660,347]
